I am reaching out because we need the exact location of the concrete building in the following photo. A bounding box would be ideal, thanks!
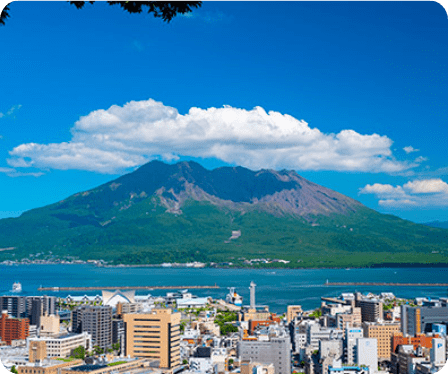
[344,326,363,365]
[72,305,112,350]
[356,338,378,374]
[28,332,92,358]
[238,335,291,374]
[123,308,181,368]
[39,314,60,337]
[112,318,125,353]
[430,337,445,366]
[0,310,29,345]
[306,322,344,351]
[287,305,303,323]
[401,305,448,336]
[363,322,400,360]
[241,360,275,374]
[26,296,57,327]
[392,333,438,354]
[0,296,27,318]
[29,340,47,363]
[357,300,383,323]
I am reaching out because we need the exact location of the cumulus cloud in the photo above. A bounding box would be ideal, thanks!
[403,146,419,154]
[360,178,448,208]
[8,99,420,174]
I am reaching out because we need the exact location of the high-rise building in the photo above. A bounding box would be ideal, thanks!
[357,299,383,323]
[26,296,57,326]
[344,326,363,365]
[430,337,445,366]
[401,305,448,336]
[29,340,47,363]
[356,338,378,373]
[112,318,125,353]
[363,322,400,360]
[123,308,181,368]
[0,296,27,318]
[72,305,112,350]
[0,310,29,345]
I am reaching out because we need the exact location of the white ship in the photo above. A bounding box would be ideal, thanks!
[11,282,22,293]
[226,287,242,307]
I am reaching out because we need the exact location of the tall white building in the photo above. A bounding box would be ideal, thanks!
[430,337,445,365]
[357,338,378,373]
[344,326,363,365]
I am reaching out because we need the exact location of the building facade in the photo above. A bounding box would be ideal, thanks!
[72,305,112,350]
[123,308,181,368]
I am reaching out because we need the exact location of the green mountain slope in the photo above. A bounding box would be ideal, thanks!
[0,161,447,267]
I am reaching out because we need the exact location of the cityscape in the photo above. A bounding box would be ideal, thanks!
[1,2,448,374]
[0,283,447,374]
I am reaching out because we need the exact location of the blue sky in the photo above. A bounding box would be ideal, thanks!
[0,1,447,223]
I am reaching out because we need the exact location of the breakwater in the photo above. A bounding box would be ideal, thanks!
[38,285,219,291]
[326,282,448,287]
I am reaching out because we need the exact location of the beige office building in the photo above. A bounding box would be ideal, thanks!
[287,305,303,323]
[123,308,181,369]
[363,322,400,359]
[28,332,92,358]
[40,314,60,337]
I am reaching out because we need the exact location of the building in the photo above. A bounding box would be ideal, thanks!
[241,360,275,374]
[238,335,291,374]
[26,296,57,327]
[0,310,29,345]
[39,314,60,337]
[112,318,125,353]
[344,326,363,365]
[306,321,344,351]
[430,337,445,366]
[356,338,378,374]
[123,308,181,368]
[29,340,47,363]
[357,299,383,323]
[18,359,83,374]
[401,305,448,336]
[28,332,92,358]
[363,322,400,360]
[0,296,27,318]
[392,333,438,354]
[72,305,112,350]
[287,305,303,323]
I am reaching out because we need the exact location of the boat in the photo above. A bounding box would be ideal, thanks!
[11,282,22,293]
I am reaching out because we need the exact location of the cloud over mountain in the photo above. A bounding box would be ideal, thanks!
[8,99,418,174]
[360,178,448,207]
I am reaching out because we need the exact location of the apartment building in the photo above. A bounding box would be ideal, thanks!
[72,305,112,350]
[0,310,29,345]
[363,322,400,360]
[123,308,181,368]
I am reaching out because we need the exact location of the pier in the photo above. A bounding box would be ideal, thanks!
[38,285,220,292]
[325,282,448,287]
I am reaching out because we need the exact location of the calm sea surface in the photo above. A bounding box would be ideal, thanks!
[1,265,448,313]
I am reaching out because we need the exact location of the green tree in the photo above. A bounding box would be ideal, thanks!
[71,345,86,359]
[1,2,202,26]
[10,366,18,374]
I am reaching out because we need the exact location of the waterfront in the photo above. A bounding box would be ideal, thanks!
[1,265,448,313]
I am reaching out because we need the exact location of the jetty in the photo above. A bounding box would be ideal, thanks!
[38,285,220,292]
[325,282,448,287]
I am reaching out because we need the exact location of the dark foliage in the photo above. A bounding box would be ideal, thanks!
[1,1,201,25]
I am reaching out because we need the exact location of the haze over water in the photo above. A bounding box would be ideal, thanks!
[1,265,448,313]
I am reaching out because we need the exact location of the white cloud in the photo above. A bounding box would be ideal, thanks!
[0,167,43,178]
[8,99,420,174]
[403,179,448,194]
[360,178,448,208]
[403,146,419,154]
[0,104,22,119]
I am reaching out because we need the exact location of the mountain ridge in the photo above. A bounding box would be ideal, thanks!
[1,160,447,267]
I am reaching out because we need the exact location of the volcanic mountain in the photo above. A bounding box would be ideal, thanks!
[0,160,447,267]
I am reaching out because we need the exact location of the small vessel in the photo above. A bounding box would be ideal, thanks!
[226,287,243,307]
[11,282,22,293]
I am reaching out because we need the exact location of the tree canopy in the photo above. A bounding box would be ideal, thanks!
[1,1,202,26]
